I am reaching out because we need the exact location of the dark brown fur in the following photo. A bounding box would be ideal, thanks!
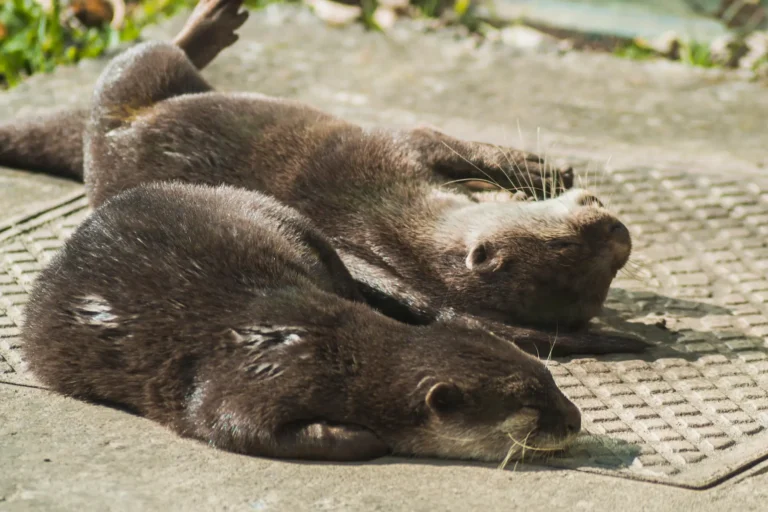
[1,0,645,355]
[22,181,581,462]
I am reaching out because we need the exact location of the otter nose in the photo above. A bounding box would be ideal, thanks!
[564,402,582,436]
[609,221,628,238]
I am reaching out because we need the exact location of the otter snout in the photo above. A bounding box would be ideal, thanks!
[539,394,582,441]
[563,189,632,272]
[563,400,582,436]
[604,219,631,271]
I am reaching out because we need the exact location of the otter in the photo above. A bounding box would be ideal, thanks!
[22,181,581,462]
[0,0,645,355]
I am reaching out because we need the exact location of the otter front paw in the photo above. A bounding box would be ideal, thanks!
[284,421,390,461]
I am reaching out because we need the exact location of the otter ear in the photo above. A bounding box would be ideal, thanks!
[466,241,496,271]
[426,382,464,414]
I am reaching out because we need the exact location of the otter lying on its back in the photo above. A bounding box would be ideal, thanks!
[1,0,645,355]
[22,182,580,462]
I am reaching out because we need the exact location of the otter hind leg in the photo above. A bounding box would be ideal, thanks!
[173,0,250,70]
[92,0,251,121]
[405,125,574,199]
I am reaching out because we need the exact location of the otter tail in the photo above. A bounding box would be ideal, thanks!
[0,108,87,181]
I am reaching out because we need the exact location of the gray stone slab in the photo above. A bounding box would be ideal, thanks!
[0,169,81,223]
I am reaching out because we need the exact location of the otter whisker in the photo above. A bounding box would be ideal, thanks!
[515,120,540,200]
[439,177,507,191]
[497,146,537,198]
[499,431,523,470]
[506,431,575,454]
[497,125,526,192]
[472,139,517,192]
[619,258,652,284]
[535,127,550,201]
[497,124,536,195]
[600,155,612,192]
[491,142,530,195]
[438,141,507,192]
[586,155,613,201]
[499,430,537,471]
[516,431,533,471]
[628,259,650,275]
[414,427,500,445]
[546,141,567,200]
[545,327,558,367]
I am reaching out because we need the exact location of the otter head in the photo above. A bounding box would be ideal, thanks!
[395,331,581,462]
[441,188,631,330]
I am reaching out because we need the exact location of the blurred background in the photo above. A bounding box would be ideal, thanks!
[1,0,766,89]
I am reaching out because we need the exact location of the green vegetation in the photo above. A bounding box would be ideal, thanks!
[1,0,180,87]
[0,0,282,88]
[614,38,715,68]
[678,39,715,68]
[613,40,658,61]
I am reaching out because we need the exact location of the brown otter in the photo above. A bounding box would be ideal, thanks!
[0,0,644,355]
[22,181,581,462]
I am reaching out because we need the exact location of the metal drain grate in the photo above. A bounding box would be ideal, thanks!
[3,166,768,488]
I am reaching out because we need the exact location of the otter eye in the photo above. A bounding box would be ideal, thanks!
[546,240,582,250]
[426,382,464,414]
[465,241,495,270]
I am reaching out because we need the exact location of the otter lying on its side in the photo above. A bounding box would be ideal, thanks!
[0,0,646,355]
[22,182,581,462]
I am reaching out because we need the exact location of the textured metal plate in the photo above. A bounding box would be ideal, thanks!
[2,166,768,488]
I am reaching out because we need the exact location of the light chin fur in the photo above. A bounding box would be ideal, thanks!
[392,408,551,462]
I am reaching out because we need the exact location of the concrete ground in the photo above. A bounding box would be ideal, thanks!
[2,5,768,511]
[3,384,768,512]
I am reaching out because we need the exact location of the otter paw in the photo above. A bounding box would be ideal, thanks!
[174,0,249,68]
[308,422,390,460]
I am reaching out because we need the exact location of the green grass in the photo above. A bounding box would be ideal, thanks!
[613,41,657,61]
[0,0,286,88]
[678,39,715,68]
[0,0,188,87]
[614,37,716,68]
